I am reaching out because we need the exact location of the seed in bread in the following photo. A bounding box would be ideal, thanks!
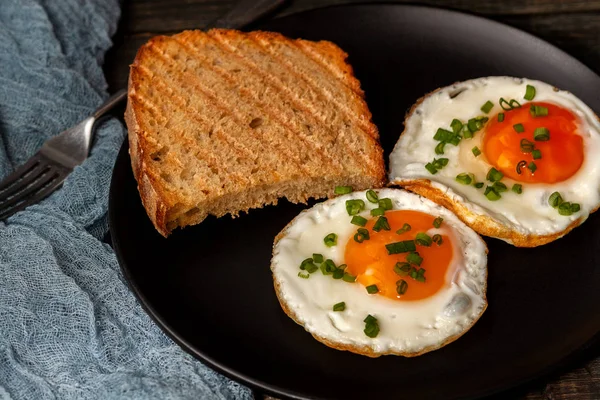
[271,188,487,357]
[125,29,386,237]
[389,77,600,247]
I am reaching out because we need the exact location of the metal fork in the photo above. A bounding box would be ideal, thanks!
[0,90,126,221]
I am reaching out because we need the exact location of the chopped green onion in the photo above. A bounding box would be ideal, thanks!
[474,182,484,189]
[378,198,393,211]
[415,233,432,247]
[396,279,408,295]
[571,203,581,213]
[513,123,525,133]
[324,233,338,247]
[520,139,535,153]
[528,161,537,173]
[433,217,443,229]
[312,253,324,264]
[333,302,346,311]
[338,263,347,271]
[342,273,357,282]
[435,141,446,155]
[354,228,370,243]
[512,184,523,194]
[298,271,310,279]
[451,119,463,133]
[484,186,501,201]
[373,216,391,232]
[558,202,574,216]
[363,315,379,338]
[394,262,412,276]
[472,146,481,157]
[406,252,423,266]
[370,207,385,217]
[524,85,536,100]
[366,190,379,203]
[334,185,352,195]
[533,127,550,141]
[486,167,504,182]
[366,284,379,294]
[345,199,365,215]
[548,192,563,208]
[425,162,438,174]
[386,240,416,254]
[300,258,314,270]
[532,149,542,159]
[530,104,549,117]
[432,234,443,245]
[434,128,455,142]
[467,119,479,133]
[414,274,426,283]
[351,215,368,227]
[499,97,522,110]
[456,173,472,185]
[516,160,528,174]
[396,223,411,235]
[492,181,508,192]
[498,113,505,122]
[332,268,344,279]
[433,158,449,169]
[320,259,336,275]
[481,100,494,114]
[462,124,473,139]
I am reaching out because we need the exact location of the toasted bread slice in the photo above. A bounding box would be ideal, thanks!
[125,29,386,237]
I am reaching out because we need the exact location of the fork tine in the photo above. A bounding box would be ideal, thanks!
[0,168,62,218]
[0,174,65,220]
[0,161,50,201]
[0,155,42,192]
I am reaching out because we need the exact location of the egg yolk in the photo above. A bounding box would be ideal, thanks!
[344,210,453,301]
[482,102,583,183]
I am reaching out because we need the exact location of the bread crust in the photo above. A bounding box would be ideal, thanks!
[125,30,385,237]
[270,204,487,358]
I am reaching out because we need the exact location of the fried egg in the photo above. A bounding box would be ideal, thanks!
[271,188,487,357]
[389,77,600,247]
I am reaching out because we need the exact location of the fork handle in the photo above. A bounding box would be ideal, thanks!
[93,89,127,120]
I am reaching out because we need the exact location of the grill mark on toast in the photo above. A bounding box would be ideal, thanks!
[248,32,377,140]
[171,33,338,177]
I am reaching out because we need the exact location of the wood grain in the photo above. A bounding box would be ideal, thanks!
[103,0,600,398]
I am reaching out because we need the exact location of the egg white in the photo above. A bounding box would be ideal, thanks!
[389,76,600,239]
[271,189,487,356]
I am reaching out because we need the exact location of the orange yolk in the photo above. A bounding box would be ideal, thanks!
[482,102,583,183]
[344,210,454,301]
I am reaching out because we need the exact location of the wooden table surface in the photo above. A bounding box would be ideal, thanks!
[104,1,600,399]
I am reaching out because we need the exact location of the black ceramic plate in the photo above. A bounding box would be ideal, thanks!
[109,4,600,399]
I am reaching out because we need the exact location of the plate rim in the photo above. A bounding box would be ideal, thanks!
[109,3,600,399]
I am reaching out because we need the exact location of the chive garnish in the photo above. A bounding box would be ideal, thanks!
[370,208,385,217]
[324,233,337,247]
[520,139,534,153]
[378,198,393,211]
[312,253,324,264]
[530,104,549,117]
[481,100,494,114]
[366,284,379,294]
[434,128,455,142]
[396,223,411,235]
[467,119,478,133]
[499,98,522,110]
[548,192,563,208]
[298,271,310,279]
[321,259,336,275]
[386,240,416,254]
[570,203,581,213]
[406,252,423,266]
[486,167,504,182]
[433,217,443,228]
[334,185,352,195]
[342,273,356,282]
[435,142,446,155]
[533,127,550,141]
[396,279,408,295]
[484,186,501,201]
[474,182,484,189]
[558,202,574,216]
[394,262,412,276]
[472,146,481,157]
[524,85,536,100]
[300,258,314,270]
[366,189,379,204]
[512,184,523,194]
[513,123,525,133]
[434,158,449,168]
[332,268,344,279]
[451,119,463,133]
[363,315,379,338]
[492,181,508,193]
[498,112,505,122]
[373,216,391,232]
[532,149,542,159]
[516,160,527,174]
[354,228,370,243]
[425,162,438,174]
[415,233,433,247]
[528,161,537,173]
[351,215,368,227]
[333,302,346,312]
[432,234,443,245]
[456,173,472,185]
[345,199,365,215]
